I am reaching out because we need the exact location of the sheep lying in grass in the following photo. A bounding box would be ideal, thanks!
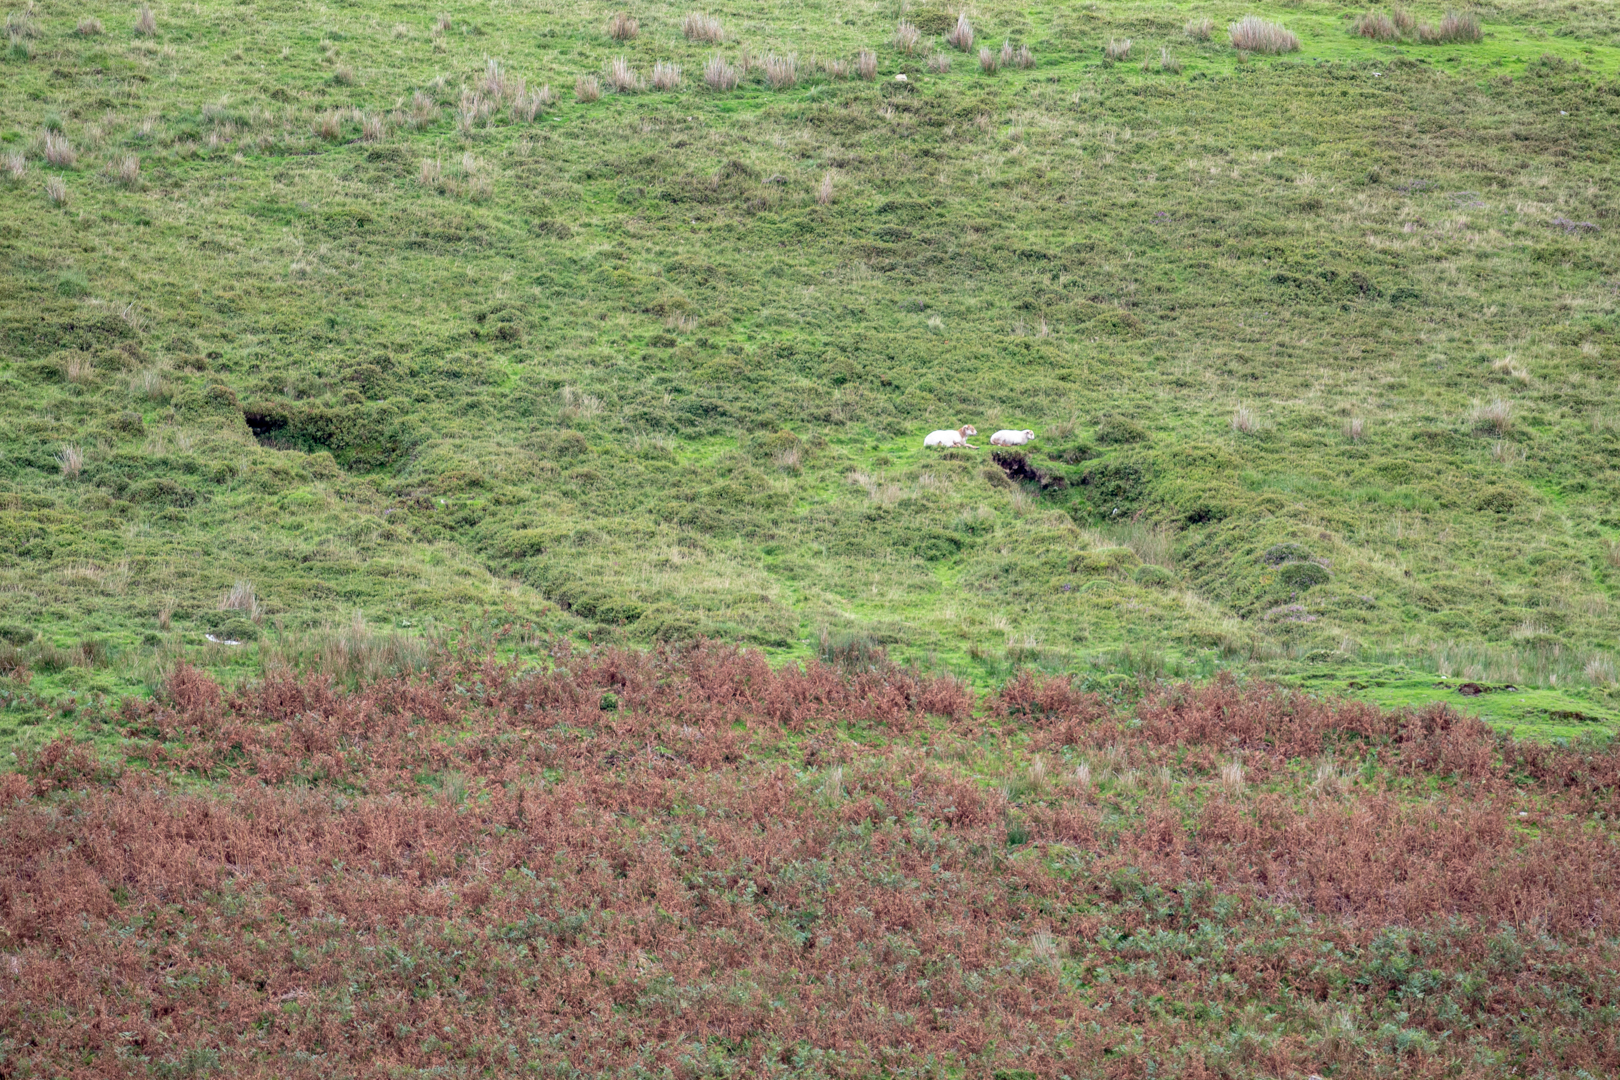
[924,425,978,449]
[990,429,1036,446]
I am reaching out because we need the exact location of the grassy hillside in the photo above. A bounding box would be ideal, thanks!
[3,0,1620,749]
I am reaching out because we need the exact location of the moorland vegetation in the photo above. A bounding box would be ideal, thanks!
[3,0,1620,746]
[3,645,1620,1077]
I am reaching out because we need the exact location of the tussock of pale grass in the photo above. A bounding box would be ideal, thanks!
[856,49,876,80]
[560,386,603,421]
[607,12,638,41]
[1313,761,1349,797]
[978,47,997,73]
[105,154,139,187]
[1104,38,1131,61]
[4,151,24,180]
[1231,404,1256,434]
[1420,11,1482,43]
[1012,43,1034,69]
[1185,17,1213,40]
[948,12,973,51]
[332,64,357,86]
[816,170,834,206]
[419,157,442,188]
[134,4,156,35]
[75,16,102,35]
[478,58,514,101]
[1470,397,1512,436]
[45,175,67,205]
[1159,46,1182,73]
[220,580,261,621]
[361,113,386,143]
[1345,416,1365,442]
[575,75,601,102]
[821,57,848,79]
[763,53,797,89]
[703,54,738,90]
[57,445,83,478]
[42,131,75,167]
[927,51,951,72]
[894,20,920,54]
[651,61,681,91]
[1220,760,1246,794]
[1228,16,1299,54]
[604,56,641,93]
[315,111,342,140]
[1391,6,1416,32]
[1587,657,1616,685]
[1355,11,1400,41]
[511,85,553,121]
[409,90,438,129]
[683,12,723,43]
[131,369,169,401]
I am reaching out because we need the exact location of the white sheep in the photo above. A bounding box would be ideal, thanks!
[989,429,1036,446]
[923,425,978,449]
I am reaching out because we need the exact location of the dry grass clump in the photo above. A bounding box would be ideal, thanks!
[607,11,638,41]
[419,156,442,188]
[511,84,554,120]
[4,150,24,181]
[1159,46,1182,73]
[1104,38,1132,61]
[1228,16,1299,54]
[1230,404,1256,433]
[220,580,261,621]
[44,175,67,205]
[575,74,601,102]
[1220,759,1246,794]
[1354,11,1401,41]
[106,154,140,187]
[683,11,723,42]
[314,110,342,140]
[75,16,103,35]
[332,63,357,86]
[927,51,951,73]
[816,170,834,206]
[604,55,642,92]
[820,56,849,79]
[1470,397,1513,436]
[57,445,83,478]
[1391,5,1417,33]
[1344,416,1365,442]
[894,20,920,53]
[560,386,604,421]
[42,131,75,168]
[763,52,797,89]
[361,112,386,143]
[947,12,973,52]
[131,368,169,401]
[856,48,876,80]
[1011,43,1034,68]
[1420,11,1482,43]
[134,4,156,35]
[650,61,681,90]
[978,46,997,73]
[408,90,438,130]
[703,54,738,91]
[1185,17,1214,40]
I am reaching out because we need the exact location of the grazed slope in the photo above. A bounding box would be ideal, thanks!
[4,648,1619,1077]
[1,0,1619,737]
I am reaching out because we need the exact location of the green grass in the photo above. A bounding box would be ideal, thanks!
[4,0,1620,752]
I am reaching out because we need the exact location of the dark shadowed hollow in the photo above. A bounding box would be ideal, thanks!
[3,642,1618,1078]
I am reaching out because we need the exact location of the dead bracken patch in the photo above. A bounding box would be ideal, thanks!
[0,654,1616,1077]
